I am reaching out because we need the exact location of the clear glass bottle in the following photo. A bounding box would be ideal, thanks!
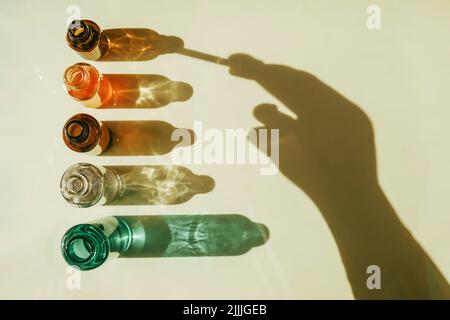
[62,113,111,155]
[60,163,122,208]
[60,163,215,207]
[63,63,112,108]
[66,20,105,60]
[61,215,270,270]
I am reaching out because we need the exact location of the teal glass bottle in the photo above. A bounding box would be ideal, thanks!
[61,215,270,271]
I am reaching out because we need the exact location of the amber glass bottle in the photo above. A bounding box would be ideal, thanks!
[66,20,104,60]
[63,63,111,108]
[63,113,111,155]
[66,19,183,61]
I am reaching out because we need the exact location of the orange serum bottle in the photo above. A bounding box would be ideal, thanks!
[63,113,111,155]
[63,63,111,108]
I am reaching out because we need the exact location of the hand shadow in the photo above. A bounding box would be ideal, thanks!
[227,54,450,299]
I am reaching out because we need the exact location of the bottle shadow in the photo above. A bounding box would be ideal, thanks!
[224,53,450,299]
[97,28,184,61]
[101,120,194,156]
[106,165,215,205]
[116,215,269,258]
[100,74,193,109]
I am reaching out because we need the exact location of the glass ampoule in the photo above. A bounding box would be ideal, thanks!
[60,163,215,207]
[62,113,111,155]
[61,215,270,271]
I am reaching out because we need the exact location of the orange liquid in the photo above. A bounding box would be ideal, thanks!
[67,65,100,100]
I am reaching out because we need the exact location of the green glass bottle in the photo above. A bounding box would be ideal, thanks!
[61,215,269,271]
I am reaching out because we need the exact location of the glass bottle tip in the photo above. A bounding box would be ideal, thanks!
[66,175,88,195]
[60,163,104,208]
[62,224,109,271]
[68,20,87,37]
[63,64,90,89]
[66,122,84,138]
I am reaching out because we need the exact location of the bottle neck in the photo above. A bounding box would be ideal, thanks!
[62,113,102,153]
[68,20,91,41]
[63,64,91,91]
[65,119,90,142]
[67,20,100,51]
[62,217,132,271]
[61,163,107,208]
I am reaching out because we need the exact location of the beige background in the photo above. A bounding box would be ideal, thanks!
[0,0,449,299]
